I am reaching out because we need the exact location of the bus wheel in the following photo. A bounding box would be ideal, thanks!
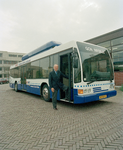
[15,83,18,92]
[42,84,50,102]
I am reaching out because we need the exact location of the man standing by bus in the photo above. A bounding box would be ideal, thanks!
[49,64,69,110]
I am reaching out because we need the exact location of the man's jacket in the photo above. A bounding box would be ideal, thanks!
[49,70,68,90]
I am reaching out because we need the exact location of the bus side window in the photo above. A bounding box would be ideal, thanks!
[31,60,40,79]
[27,63,32,79]
[14,68,19,78]
[39,57,49,78]
[49,56,53,73]
[19,66,21,78]
[54,54,59,65]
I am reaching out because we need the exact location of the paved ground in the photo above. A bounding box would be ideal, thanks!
[0,84,123,150]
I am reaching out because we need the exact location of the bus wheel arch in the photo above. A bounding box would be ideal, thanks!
[14,81,18,92]
[41,83,50,102]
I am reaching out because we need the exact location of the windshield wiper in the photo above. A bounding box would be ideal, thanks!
[87,80,95,85]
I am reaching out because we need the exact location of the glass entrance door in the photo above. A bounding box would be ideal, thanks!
[60,53,73,101]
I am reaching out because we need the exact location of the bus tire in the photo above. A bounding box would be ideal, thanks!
[42,84,50,102]
[15,83,18,92]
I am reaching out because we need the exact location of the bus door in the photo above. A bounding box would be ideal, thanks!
[21,65,27,90]
[60,53,73,101]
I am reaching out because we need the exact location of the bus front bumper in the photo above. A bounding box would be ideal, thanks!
[74,90,117,104]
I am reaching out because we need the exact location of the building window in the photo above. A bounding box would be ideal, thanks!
[0,60,2,64]
[114,65,123,71]
[111,37,123,46]
[98,41,110,48]
[0,74,2,78]
[4,67,10,72]
[4,60,17,64]
[0,53,3,57]
[4,74,8,78]
[111,37,123,72]
[4,61,9,64]
[0,67,2,71]
[112,44,123,52]
[18,55,23,57]
[114,62,123,71]
[112,51,123,62]
[9,54,17,57]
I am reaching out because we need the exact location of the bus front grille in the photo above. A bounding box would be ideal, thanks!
[93,87,108,93]
[93,87,101,93]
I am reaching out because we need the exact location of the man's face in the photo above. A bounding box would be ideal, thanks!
[54,65,58,71]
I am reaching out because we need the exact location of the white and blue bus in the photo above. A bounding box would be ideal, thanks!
[9,41,117,104]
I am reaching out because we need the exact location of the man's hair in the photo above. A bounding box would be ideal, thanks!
[54,64,58,68]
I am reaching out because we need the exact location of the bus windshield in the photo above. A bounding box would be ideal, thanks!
[77,42,114,83]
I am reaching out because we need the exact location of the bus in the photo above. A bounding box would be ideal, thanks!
[9,41,117,104]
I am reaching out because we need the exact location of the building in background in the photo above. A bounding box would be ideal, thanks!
[85,28,123,86]
[0,51,25,79]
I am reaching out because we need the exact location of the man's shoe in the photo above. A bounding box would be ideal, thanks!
[53,108,58,110]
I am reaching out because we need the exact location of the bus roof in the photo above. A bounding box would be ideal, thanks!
[10,41,107,69]
[22,41,62,61]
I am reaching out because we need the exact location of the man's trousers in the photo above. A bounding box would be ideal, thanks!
[52,85,69,108]
[52,89,58,109]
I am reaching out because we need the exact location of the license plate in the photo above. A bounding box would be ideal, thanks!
[99,95,107,99]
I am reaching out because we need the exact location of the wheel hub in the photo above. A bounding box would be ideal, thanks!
[43,88,48,99]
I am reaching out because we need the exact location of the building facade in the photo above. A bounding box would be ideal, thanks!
[85,28,123,86]
[0,51,25,79]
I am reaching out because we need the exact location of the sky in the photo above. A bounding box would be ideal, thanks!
[0,0,123,54]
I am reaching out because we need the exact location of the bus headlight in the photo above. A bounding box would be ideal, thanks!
[83,89,87,93]
[88,88,91,93]
[110,84,114,89]
[78,89,83,94]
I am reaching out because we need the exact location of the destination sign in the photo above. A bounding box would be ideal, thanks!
[85,46,104,53]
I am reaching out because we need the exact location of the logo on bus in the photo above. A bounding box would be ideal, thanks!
[85,47,102,53]
[85,47,93,51]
